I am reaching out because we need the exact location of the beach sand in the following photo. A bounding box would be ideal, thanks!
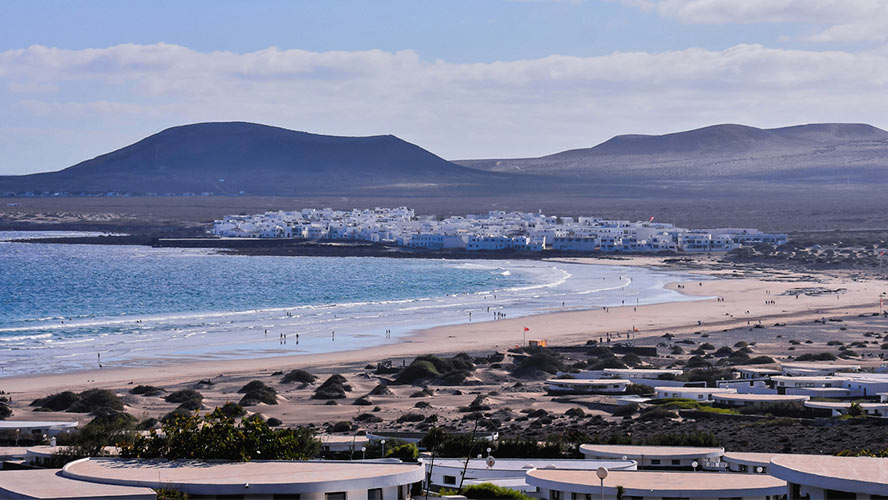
[2,257,886,429]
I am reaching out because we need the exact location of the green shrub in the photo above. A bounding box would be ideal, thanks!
[0,403,12,419]
[30,391,80,411]
[219,402,246,418]
[165,390,203,405]
[510,350,565,377]
[444,483,534,500]
[281,369,317,384]
[795,352,837,361]
[130,385,164,396]
[612,403,639,417]
[67,389,124,414]
[313,374,352,399]
[625,383,655,396]
[240,382,278,406]
[638,407,677,420]
[394,354,475,385]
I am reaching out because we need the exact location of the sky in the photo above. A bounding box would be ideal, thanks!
[2,0,888,175]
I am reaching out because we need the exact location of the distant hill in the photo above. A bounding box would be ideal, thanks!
[3,122,887,201]
[0,122,525,196]
[457,123,888,185]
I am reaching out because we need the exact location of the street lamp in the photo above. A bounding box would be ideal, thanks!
[756,466,764,474]
[381,440,386,458]
[691,461,698,472]
[15,428,20,446]
[596,467,608,500]
[486,447,492,457]
[361,447,366,460]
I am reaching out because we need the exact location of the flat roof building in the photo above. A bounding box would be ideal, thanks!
[770,455,888,499]
[61,458,425,500]
[0,468,156,500]
[546,379,630,395]
[526,469,786,500]
[423,458,636,492]
[579,444,724,469]
[713,393,809,407]
[654,387,736,401]
[721,452,814,475]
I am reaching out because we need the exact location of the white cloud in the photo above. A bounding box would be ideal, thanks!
[1,42,887,173]
[620,0,888,43]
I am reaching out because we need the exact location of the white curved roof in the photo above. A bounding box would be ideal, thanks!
[654,387,736,394]
[579,444,723,459]
[722,452,813,467]
[770,455,888,497]
[0,469,155,499]
[547,379,630,385]
[0,421,78,430]
[527,469,785,498]
[63,458,424,496]
[713,393,809,402]
[425,458,636,472]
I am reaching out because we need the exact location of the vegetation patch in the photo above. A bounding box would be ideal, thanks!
[313,374,352,399]
[129,385,165,397]
[281,369,317,385]
[393,353,475,385]
[238,381,278,406]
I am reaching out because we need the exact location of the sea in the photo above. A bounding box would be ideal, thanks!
[0,231,707,376]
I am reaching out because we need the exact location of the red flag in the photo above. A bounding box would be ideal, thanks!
[524,326,530,332]
[649,216,655,222]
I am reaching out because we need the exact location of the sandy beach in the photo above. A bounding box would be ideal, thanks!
[2,257,884,401]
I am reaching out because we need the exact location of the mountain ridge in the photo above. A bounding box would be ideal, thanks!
[0,121,524,196]
[456,122,888,182]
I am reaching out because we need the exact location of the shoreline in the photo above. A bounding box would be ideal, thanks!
[3,258,885,397]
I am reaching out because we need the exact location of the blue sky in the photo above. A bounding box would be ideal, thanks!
[2,0,887,175]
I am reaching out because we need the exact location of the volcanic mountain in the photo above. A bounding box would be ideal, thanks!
[457,123,888,186]
[0,122,526,196]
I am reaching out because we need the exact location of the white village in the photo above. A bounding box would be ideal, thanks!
[212,207,787,252]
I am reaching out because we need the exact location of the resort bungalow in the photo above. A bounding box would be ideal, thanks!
[546,379,630,395]
[770,455,888,499]
[0,420,78,439]
[579,444,724,469]
[55,458,425,500]
[779,363,860,376]
[712,393,810,408]
[720,452,808,474]
[319,434,371,454]
[422,458,636,492]
[526,469,786,500]
[804,400,888,418]
[0,469,156,500]
[654,386,736,401]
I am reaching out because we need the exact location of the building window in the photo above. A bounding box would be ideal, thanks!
[274,496,301,500]
[571,493,592,500]
[671,459,681,465]
[550,490,561,500]
[650,459,661,465]
[326,493,347,500]
[369,489,383,500]
[443,475,457,485]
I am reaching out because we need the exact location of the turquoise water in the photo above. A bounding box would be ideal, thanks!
[0,232,705,375]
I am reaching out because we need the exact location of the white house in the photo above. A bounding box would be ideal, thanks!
[546,379,630,395]
[654,386,736,401]
[770,455,888,499]
[422,458,635,492]
[59,458,425,500]
[579,444,724,469]
[526,469,786,500]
